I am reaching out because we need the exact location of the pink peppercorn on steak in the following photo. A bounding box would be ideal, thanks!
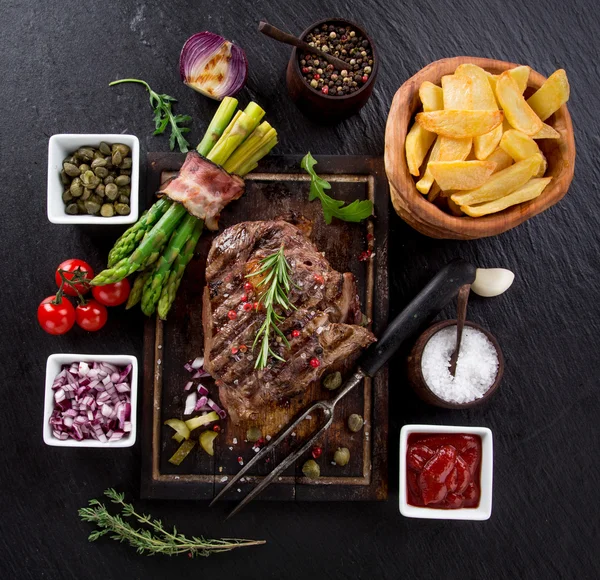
[202,220,375,424]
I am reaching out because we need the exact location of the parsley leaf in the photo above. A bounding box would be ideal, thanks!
[301,152,373,224]
[110,79,192,153]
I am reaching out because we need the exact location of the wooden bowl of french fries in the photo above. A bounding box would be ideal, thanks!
[384,57,575,239]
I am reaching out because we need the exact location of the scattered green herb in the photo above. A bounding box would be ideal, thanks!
[109,79,192,153]
[301,152,373,224]
[79,488,265,557]
[247,245,295,371]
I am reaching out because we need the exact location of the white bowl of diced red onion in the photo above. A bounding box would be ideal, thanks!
[43,354,137,447]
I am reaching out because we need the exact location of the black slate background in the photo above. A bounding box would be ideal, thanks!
[1,0,599,578]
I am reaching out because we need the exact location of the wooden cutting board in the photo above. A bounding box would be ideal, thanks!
[141,154,389,501]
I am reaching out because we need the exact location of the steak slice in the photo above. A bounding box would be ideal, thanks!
[202,220,375,424]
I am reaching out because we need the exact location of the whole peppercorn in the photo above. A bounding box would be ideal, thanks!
[349,30,356,37]
[341,69,348,77]
[310,79,318,88]
[321,45,329,52]
[364,66,372,74]
[348,413,364,433]
[362,75,369,83]
[321,86,329,95]
[329,31,336,39]
[317,68,323,74]
[334,447,351,466]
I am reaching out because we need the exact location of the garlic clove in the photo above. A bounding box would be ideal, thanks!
[471,268,515,297]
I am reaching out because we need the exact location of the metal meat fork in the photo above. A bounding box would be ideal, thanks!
[211,260,477,518]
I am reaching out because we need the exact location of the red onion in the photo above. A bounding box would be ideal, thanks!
[179,32,247,100]
[184,392,197,415]
[207,397,227,419]
[49,361,132,443]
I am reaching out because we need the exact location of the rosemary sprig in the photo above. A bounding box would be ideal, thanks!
[109,78,192,153]
[247,245,295,370]
[78,489,265,558]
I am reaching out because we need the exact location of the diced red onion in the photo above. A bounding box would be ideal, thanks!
[183,381,194,392]
[184,362,194,373]
[49,361,132,443]
[191,356,205,369]
[207,397,227,419]
[184,392,197,415]
[197,384,209,396]
[194,395,208,412]
[192,369,210,379]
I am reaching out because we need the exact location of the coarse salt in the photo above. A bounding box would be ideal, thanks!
[421,326,499,404]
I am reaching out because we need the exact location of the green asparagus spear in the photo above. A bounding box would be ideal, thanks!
[126,270,152,309]
[140,213,199,316]
[223,122,277,175]
[91,202,188,286]
[196,97,239,157]
[107,197,172,267]
[157,220,204,319]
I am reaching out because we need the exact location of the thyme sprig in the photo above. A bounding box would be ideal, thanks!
[78,489,265,558]
[247,245,295,370]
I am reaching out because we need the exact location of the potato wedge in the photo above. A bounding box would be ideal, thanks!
[500,130,547,177]
[474,124,503,160]
[526,69,570,121]
[415,136,472,194]
[532,123,560,139]
[507,65,530,94]
[405,122,437,176]
[461,177,552,217]
[451,154,543,206]
[485,71,497,94]
[486,147,514,173]
[419,81,444,112]
[427,183,442,203]
[416,110,503,138]
[447,198,464,216]
[428,160,497,191]
[442,75,473,109]
[495,72,543,135]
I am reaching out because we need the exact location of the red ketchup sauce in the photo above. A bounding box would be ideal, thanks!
[406,433,482,509]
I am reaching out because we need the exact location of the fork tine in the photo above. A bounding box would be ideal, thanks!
[210,401,325,507]
[226,418,333,519]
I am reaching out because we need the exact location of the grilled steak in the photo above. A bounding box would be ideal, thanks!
[202,220,375,424]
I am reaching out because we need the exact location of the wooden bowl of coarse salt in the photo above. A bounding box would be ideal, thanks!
[407,319,504,409]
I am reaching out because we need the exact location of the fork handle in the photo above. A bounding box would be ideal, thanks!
[358,259,476,377]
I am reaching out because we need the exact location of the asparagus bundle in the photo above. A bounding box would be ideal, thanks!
[92,97,277,319]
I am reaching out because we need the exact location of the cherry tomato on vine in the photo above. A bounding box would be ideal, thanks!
[75,300,108,332]
[37,296,76,335]
[55,259,94,296]
[92,279,131,307]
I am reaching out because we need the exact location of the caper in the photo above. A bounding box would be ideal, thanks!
[84,170,101,188]
[114,203,130,215]
[347,414,364,433]
[76,147,95,161]
[104,175,115,185]
[118,193,129,204]
[85,200,101,215]
[94,166,109,179]
[109,170,118,178]
[112,143,130,156]
[78,163,91,174]
[60,170,70,185]
[118,185,131,196]
[246,426,262,442]
[302,459,320,479]
[81,188,92,201]
[333,447,350,466]
[119,169,132,176]
[91,157,107,169]
[62,190,73,203]
[93,149,104,160]
[120,156,132,169]
[99,141,111,155]
[90,194,104,205]
[76,199,86,213]
[112,150,123,166]
[66,203,79,215]
[63,162,81,177]
[105,183,119,200]
[63,155,77,165]
[100,203,115,217]
[96,184,106,198]
[323,371,342,391]
[104,156,114,168]
[70,177,83,197]
[114,174,130,186]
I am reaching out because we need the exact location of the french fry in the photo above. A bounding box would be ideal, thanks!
[461,177,552,217]
[526,69,570,121]
[507,65,530,93]
[428,160,497,191]
[500,130,547,177]
[486,147,514,173]
[495,72,543,135]
[415,136,472,194]
[532,123,560,139]
[427,183,442,202]
[456,64,502,159]
[416,110,503,138]
[485,71,497,94]
[441,75,473,109]
[405,122,437,176]
[419,81,444,112]
[451,154,543,206]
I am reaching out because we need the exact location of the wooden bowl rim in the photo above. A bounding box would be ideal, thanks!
[385,56,576,239]
[408,319,504,409]
[288,17,379,101]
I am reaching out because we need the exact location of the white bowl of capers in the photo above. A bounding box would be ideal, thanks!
[47,134,139,224]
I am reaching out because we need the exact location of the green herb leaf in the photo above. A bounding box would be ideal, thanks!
[109,78,192,153]
[301,152,373,224]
